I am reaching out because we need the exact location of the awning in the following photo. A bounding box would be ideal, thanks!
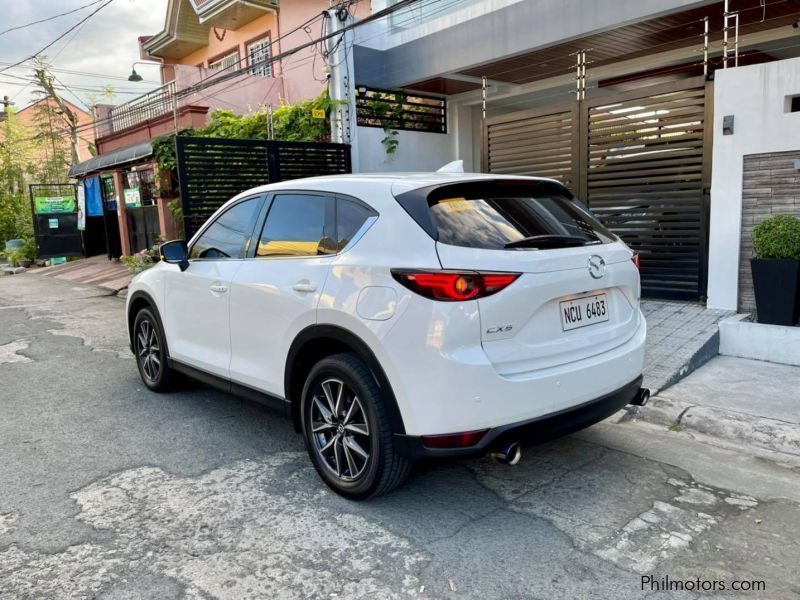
[68,140,153,178]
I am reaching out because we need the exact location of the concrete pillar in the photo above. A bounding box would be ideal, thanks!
[155,166,179,240]
[112,171,131,256]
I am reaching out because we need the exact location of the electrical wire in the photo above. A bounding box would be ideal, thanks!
[0,62,160,84]
[0,0,116,75]
[0,0,107,37]
[36,0,427,139]
[162,0,425,105]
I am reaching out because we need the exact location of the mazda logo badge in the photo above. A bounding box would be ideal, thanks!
[587,255,606,279]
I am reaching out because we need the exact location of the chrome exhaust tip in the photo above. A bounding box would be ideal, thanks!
[629,387,651,407]
[491,442,522,465]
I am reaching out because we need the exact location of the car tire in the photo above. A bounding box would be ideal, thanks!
[301,352,412,500]
[133,307,177,392]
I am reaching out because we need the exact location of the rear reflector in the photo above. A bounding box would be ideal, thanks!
[391,270,520,301]
[421,429,489,449]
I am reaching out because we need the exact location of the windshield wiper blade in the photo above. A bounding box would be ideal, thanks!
[504,234,595,249]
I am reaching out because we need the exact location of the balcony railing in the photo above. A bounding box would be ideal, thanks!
[108,81,177,134]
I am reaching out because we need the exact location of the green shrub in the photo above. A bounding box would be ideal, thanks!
[4,238,35,265]
[752,214,800,260]
[120,243,161,275]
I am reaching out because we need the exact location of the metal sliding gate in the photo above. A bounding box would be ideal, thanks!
[484,77,712,301]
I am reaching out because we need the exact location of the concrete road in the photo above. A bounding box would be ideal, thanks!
[1,273,799,599]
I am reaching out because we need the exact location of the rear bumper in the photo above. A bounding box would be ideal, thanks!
[393,375,642,459]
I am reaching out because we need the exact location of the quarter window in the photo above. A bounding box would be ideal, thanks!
[336,199,374,250]
[190,197,260,259]
[257,194,335,257]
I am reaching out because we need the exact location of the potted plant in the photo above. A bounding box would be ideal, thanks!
[750,214,800,326]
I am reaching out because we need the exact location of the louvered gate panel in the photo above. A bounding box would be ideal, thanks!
[585,83,709,300]
[484,104,578,190]
[176,137,351,239]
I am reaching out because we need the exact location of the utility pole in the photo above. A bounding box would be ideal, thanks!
[325,6,359,168]
[34,67,80,167]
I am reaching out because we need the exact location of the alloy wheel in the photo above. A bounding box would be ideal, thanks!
[136,318,162,383]
[310,377,371,481]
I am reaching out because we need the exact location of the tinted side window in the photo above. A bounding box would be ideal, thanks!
[256,194,335,257]
[190,197,260,259]
[336,199,374,250]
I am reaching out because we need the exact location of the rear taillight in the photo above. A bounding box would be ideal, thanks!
[631,253,640,269]
[391,270,520,301]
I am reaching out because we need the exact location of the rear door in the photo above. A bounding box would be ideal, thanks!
[228,192,337,396]
[416,180,641,376]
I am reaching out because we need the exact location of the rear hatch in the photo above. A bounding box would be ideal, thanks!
[397,179,641,377]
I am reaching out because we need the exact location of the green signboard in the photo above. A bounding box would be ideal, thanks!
[34,196,76,215]
[124,188,141,208]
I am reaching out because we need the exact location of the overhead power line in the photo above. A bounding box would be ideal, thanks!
[0,0,116,75]
[0,0,107,37]
[166,0,424,105]
[0,62,159,84]
[12,0,428,141]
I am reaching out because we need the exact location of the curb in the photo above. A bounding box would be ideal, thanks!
[720,317,800,366]
[629,395,800,457]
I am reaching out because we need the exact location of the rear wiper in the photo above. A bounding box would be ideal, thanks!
[504,235,599,249]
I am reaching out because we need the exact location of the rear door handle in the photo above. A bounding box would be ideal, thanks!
[292,282,317,293]
[210,284,228,294]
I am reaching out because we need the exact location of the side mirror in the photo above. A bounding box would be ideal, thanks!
[160,240,189,272]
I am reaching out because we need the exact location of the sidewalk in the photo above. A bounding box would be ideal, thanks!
[33,255,131,293]
[633,355,800,456]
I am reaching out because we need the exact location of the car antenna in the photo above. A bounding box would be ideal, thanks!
[436,160,464,173]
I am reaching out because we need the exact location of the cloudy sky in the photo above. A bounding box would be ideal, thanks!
[0,0,167,111]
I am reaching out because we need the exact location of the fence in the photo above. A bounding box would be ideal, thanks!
[355,86,447,134]
[484,77,712,301]
[175,136,352,238]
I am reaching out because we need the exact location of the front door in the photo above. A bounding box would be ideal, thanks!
[164,195,264,378]
[100,175,122,259]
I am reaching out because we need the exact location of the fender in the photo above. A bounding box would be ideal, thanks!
[285,324,406,434]
[127,290,170,357]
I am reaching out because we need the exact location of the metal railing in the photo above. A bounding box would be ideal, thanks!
[108,80,177,133]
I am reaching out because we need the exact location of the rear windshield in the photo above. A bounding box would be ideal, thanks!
[414,181,616,250]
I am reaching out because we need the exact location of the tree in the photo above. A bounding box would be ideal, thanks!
[0,105,36,245]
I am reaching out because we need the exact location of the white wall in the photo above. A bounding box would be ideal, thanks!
[355,126,455,172]
[707,57,800,310]
[354,102,477,173]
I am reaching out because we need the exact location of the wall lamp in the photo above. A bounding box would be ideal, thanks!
[128,61,161,82]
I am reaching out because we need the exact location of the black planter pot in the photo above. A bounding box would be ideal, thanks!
[750,258,800,326]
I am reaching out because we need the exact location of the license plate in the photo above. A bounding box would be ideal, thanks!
[559,293,609,331]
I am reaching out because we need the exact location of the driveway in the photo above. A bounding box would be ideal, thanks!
[1,273,799,599]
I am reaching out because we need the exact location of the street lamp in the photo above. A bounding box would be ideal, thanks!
[127,61,160,82]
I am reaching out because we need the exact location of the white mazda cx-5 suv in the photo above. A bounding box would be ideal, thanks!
[127,173,647,499]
